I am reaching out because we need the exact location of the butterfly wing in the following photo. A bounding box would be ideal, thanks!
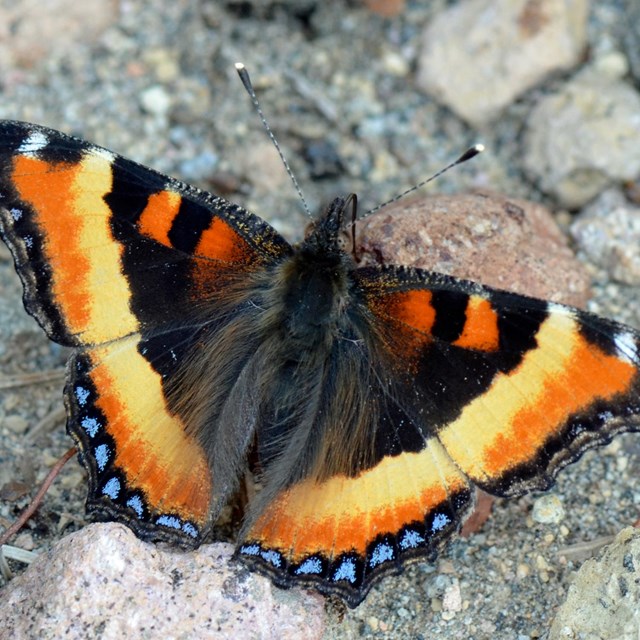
[0,120,291,545]
[239,264,640,605]
[359,267,640,497]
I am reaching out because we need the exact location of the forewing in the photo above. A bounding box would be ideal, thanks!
[0,120,291,545]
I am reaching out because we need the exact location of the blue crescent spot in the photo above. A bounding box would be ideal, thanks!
[239,544,260,556]
[75,386,90,407]
[333,558,357,584]
[94,444,110,471]
[431,513,451,532]
[126,495,144,517]
[260,549,282,568]
[369,542,394,567]
[295,557,323,575]
[399,529,425,549]
[157,515,181,530]
[182,522,199,538]
[102,477,121,500]
[81,417,101,438]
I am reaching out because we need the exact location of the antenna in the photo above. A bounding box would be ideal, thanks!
[363,144,485,218]
[235,62,312,219]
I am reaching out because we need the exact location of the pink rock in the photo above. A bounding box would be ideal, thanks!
[358,191,591,308]
[0,523,326,639]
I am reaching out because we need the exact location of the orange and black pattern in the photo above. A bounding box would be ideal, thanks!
[1,120,640,607]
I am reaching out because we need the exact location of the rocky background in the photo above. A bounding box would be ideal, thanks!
[1,0,640,638]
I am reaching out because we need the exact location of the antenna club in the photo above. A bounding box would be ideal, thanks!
[457,144,485,164]
[235,62,245,71]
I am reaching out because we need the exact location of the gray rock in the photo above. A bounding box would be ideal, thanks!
[621,0,640,84]
[416,0,588,126]
[532,494,565,525]
[571,190,640,285]
[0,523,326,639]
[523,72,640,208]
[549,527,640,639]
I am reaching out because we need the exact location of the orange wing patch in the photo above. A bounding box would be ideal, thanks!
[11,151,138,344]
[137,190,255,263]
[240,438,472,604]
[138,190,181,246]
[69,334,212,542]
[439,311,637,488]
[453,297,500,351]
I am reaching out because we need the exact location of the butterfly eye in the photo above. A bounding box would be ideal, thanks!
[337,230,352,253]
[303,220,316,238]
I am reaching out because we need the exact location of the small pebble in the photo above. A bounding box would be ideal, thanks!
[139,85,172,117]
[532,494,565,524]
[4,414,29,434]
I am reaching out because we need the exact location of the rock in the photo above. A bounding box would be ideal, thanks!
[532,494,565,525]
[358,191,591,307]
[0,523,326,639]
[571,190,640,286]
[0,1,117,70]
[621,0,640,84]
[523,72,640,208]
[549,527,640,639]
[139,85,172,118]
[416,0,588,126]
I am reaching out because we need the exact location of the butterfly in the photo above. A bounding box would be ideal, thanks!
[1,119,639,608]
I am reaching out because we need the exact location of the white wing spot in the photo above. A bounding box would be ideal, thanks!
[615,331,638,363]
[18,131,50,155]
[90,147,116,163]
[10,208,22,221]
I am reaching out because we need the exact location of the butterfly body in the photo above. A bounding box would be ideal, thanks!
[1,120,640,607]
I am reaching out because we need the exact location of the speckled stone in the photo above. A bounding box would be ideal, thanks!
[549,527,640,639]
[358,191,591,307]
[0,523,325,640]
[571,189,640,286]
[523,71,640,208]
[532,494,565,525]
[416,0,588,125]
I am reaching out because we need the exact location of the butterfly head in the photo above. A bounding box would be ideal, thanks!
[302,195,355,258]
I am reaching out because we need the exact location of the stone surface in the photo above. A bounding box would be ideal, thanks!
[0,523,325,640]
[524,71,640,208]
[549,527,640,639]
[416,0,588,126]
[621,0,640,84]
[571,190,640,286]
[532,494,565,525]
[0,0,117,69]
[358,191,591,307]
